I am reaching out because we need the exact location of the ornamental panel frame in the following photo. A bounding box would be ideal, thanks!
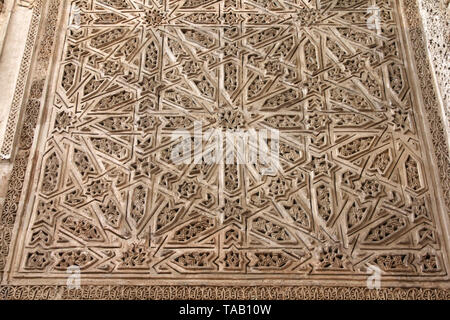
[0,0,449,299]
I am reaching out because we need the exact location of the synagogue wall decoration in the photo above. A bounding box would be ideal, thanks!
[0,0,449,298]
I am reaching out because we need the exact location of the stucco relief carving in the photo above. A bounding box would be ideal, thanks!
[0,0,449,299]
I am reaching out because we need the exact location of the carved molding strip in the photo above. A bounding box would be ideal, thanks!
[416,0,450,143]
[0,285,449,300]
[0,0,449,299]
[0,0,42,160]
[403,0,450,211]
[0,0,60,274]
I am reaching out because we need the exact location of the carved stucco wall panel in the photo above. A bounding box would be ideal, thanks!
[0,0,449,299]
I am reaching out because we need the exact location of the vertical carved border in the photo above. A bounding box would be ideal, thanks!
[0,0,448,299]
[402,0,450,212]
[416,0,449,139]
[0,0,42,160]
[0,0,60,276]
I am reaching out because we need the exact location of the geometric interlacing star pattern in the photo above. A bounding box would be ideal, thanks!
[14,0,447,281]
